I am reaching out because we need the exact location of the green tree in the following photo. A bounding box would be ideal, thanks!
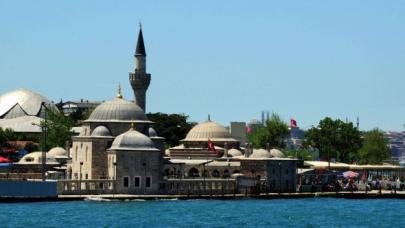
[40,107,74,150]
[0,127,18,148]
[303,117,361,163]
[146,112,196,147]
[358,128,390,164]
[284,148,317,161]
[248,113,289,149]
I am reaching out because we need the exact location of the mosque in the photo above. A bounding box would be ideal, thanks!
[1,27,298,195]
[64,27,298,195]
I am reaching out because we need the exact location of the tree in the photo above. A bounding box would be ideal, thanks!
[248,113,289,149]
[284,148,317,161]
[0,127,18,149]
[40,107,74,150]
[358,128,390,164]
[303,117,361,163]
[146,112,196,147]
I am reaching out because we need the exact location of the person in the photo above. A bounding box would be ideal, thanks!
[396,178,401,193]
[376,178,381,194]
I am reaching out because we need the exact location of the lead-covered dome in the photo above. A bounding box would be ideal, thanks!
[48,147,67,156]
[270,149,285,158]
[86,98,150,123]
[228,148,243,157]
[0,88,57,119]
[109,128,158,151]
[185,120,237,141]
[91,125,112,137]
[250,149,271,158]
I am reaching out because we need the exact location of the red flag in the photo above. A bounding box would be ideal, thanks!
[0,156,10,163]
[246,126,252,134]
[207,138,216,153]
[290,118,297,128]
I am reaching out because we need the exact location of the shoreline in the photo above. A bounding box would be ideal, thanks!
[1,190,405,202]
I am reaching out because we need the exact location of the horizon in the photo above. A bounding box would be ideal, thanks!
[1,1,405,131]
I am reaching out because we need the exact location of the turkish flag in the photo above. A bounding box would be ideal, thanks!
[290,118,297,128]
[246,126,252,134]
[208,138,216,153]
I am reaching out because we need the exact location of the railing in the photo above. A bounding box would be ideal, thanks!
[164,178,237,195]
[57,179,115,195]
[58,178,243,196]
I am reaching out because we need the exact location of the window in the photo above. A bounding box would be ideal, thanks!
[134,176,141,188]
[123,176,130,187]
[85,146,88,162]
[85,174,88,180]
[145,177,152,188]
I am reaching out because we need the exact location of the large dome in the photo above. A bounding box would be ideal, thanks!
[0,88,56,119]
[86,98,150,123]
[109,128,159,151]
[185,120,237,141]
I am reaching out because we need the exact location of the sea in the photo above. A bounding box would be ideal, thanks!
[1,198,404,227]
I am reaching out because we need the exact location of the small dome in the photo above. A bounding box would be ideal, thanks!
[270,149,285,158]
[228,148,243,157]
[87,98,149,123]
[48,147,67,156]
[91,125,112,137]
[0,88,57,119]
[17,152,59,165]
[250,149,271,158]
[185,120,237,141]
[148,127,158,137]
[109,128,158,151]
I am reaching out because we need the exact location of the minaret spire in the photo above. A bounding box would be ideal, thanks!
[135,24,146,57]
[129,24,151,111]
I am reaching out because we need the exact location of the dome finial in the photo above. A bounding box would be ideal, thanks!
[208,114,211,122]
[116,83,123,99]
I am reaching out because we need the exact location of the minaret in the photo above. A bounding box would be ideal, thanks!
[129,25,151,111]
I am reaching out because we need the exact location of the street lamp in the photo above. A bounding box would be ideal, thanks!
[32,102,48,181]
[113,161,117,198]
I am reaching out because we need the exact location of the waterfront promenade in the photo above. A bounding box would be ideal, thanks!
[56,190,405,201]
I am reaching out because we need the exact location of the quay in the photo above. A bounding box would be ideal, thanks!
[2,191,405,202]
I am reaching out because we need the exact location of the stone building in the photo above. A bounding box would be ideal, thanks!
[107,126,161,194]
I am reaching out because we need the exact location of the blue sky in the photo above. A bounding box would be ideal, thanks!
[1,1,405,131]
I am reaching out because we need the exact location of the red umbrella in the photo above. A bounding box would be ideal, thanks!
[343,171,359,178]
[0,156,10,163]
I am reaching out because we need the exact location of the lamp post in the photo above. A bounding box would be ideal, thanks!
[142,162,146,195]
[79,161,83,196]
[33,102,48,181]
[113,161,117,198]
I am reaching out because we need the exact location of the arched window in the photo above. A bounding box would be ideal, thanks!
[223,169,230,178]
[85,146,88,162]
[188,167,199,177]
[212,170,220,177]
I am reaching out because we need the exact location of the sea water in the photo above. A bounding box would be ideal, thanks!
[1,198,404,227]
